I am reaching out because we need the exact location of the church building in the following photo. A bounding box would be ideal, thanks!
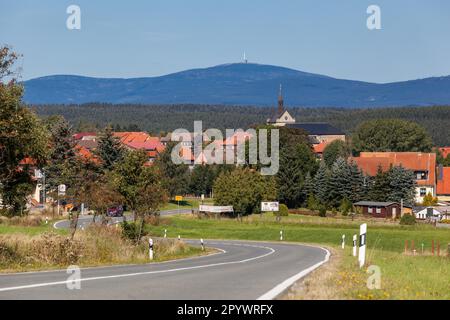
[266,85,346,153]
[266,85,296,126]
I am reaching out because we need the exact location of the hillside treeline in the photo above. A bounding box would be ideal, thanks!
[31,104,450,146]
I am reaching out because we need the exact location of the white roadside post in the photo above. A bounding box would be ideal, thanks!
[201,238,204,251]
[178,235,181,241]
[358,223,367,268]
[280,230,283,241]
[164,229,167,238]
[149,238,154,260]
[352,234,357,257]
[57,184,66,216]
[341,234,346,249]
[45,216,49,225]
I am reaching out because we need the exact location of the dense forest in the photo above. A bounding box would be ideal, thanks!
[31,104,450,146]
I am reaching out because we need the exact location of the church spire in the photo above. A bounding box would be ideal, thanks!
[278,84,284,115]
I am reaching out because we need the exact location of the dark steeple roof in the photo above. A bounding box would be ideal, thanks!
[278,84,284,116]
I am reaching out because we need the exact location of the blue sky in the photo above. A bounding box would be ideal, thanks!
[1,0,450,83]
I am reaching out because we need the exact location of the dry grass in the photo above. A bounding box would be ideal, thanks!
[0,224,208,273]
[0,215,44,227]
[281,248,344,300]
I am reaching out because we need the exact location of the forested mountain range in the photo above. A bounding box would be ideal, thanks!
[32,104,450,146]
[24,63,450,107]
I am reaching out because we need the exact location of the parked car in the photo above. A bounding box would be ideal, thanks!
[107,206,124,217]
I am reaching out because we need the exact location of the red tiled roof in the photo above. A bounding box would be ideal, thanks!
[313,142,328,154]
[439,147,450,159]
[351,152,436,186]
[126,141,163,151]
[114,132,152,144]
[114,132,166,153]
[19,157,37,166]
[73,132,97,140]
[75,145,100,164]
[437,167,450,195]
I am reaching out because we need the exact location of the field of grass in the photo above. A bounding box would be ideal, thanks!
[0,217,67,236]
[160,198,213,211]
[146,213,450,300]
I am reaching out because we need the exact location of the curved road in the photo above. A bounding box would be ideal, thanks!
[0,240,328,300]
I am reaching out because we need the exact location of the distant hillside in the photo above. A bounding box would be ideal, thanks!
[23,63,450,107]
[32,104,450,146]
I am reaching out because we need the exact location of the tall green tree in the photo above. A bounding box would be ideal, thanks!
[352,119,433,155]
[273,127,318,208]
[327,157,352,208]
[155,142,190,197]
[386,165,416,206]
[112,150,167,241]
[327,158,366,208]
[0,46,49,215]
[368,166,391,202]
[43,116,78,191]
[302,171,314,200]
[313,162,331,206]
[323,140,349,168]
[96,126,125,171]
[189,164,233,197]
[214,168,277,216]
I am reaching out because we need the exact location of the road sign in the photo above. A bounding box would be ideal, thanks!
[261,202,279,212]
[175,196,183,202]
[34,169,43,179]
[199,205,233,213]
[58,184,66,196]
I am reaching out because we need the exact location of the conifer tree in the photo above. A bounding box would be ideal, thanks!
[96,126,125,171]
[314,162,331,206]
[386,165,416,206]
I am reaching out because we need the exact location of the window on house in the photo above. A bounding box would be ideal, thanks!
[368,207,373,213]
[376,207,382,214]
[415,171,428,180]
[420,188,427,197]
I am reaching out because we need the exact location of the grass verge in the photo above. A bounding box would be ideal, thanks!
[0,224,213,273]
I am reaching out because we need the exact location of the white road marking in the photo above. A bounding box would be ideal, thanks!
[257,246,331,300]
[0,244,274,292]
[0,248,227,276]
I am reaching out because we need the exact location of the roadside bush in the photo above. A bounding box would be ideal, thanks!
[273,204,289,217]
[121,220,148,242]
[339,198,353,216]
[121,220,140,241]
[400,214,416,225]
[32,233,84,265]
[318,206,327,217]
[307,194,318,212]
[82,224,146,263]
[144,214,161,226]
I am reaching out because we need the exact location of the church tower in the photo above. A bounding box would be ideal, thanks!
[267,84,296,127]
[278,84,284,116]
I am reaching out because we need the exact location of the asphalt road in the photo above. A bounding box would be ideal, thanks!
[53,209,192,230]
[0,240,329,300]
